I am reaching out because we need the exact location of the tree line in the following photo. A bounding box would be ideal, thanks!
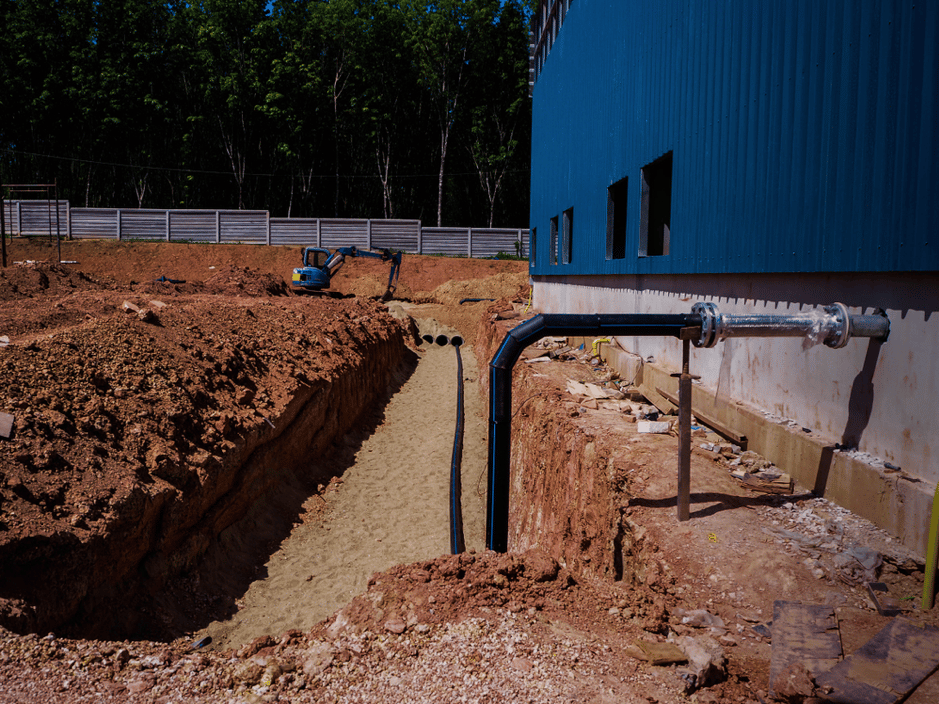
[0,0,532,227]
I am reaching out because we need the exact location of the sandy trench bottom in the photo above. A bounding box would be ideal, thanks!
[199,342,489,651]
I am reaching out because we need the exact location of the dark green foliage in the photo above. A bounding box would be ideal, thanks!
[0,0,531,226]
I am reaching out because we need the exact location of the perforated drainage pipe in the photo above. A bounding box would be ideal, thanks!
[486,304,890,552]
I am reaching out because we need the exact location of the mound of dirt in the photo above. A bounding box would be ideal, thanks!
[427,272,529,307]
[202,265,291,297]
[0,263,108,301]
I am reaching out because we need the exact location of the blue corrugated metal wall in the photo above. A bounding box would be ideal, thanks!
[529,0,938,275]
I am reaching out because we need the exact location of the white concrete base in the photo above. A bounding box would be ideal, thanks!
[534,271,939,558]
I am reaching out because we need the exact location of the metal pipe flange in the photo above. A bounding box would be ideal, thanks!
[691,301,721,348]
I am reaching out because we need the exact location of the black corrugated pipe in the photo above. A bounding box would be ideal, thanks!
[450,341,466,554]
[486,313,700,552]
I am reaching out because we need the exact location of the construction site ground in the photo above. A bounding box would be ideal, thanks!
[0,239,936,704]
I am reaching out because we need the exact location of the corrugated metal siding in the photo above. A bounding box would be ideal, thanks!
[271,218,320,247]
[371,219,420,252]
[219,211,268,244]
[120,209,167,241]
[1,201,69,236]
[421,228,473,256]
[70,209,118,239]
[6,203,528,258]
[169,210,217,243]
[320,219,369,250]
[471,228,529,258]
[529,0,939,275]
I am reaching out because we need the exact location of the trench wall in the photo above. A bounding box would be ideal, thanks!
[0,319,408,639]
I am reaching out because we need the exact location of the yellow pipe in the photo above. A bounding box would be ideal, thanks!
[592,337,611,358]
[923,481,939,610]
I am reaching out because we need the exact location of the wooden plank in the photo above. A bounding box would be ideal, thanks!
[815,618,939,704]
[769,601,843,699]
[655,386,748,448]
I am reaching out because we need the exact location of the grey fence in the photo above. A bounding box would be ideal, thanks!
[2,203,529,258]
[2,200,70,237]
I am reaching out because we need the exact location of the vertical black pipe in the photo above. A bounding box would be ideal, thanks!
[486,313,700,552]
[450,343,466,554]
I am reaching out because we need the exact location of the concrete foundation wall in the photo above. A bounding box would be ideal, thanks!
[532,271,939,556]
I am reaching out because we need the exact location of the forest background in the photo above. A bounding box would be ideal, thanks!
[0,0,533,227]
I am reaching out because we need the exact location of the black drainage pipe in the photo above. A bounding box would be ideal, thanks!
[486,313,701,552]
[450,340,466,554]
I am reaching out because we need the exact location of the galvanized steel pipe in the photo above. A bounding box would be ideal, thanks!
[692,302,889,349]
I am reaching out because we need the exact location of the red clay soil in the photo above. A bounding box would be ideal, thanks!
[1,238,937,704]
[0,240,528,639]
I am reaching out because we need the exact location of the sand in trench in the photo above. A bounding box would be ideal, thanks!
[201,342,488,650]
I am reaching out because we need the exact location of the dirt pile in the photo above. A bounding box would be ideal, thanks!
[0,549,713,704]
[0,263,108,301]
[0,262,410,638]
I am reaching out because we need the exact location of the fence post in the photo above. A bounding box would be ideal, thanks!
[417,220,423,255]
[117,210,122,240]
[316,218,321,248]
[266,211,271,246]
[468,227,473,258]
[166,210,171,242]
[16,202,21,235]
[215,211,220,244]
[366,219,372,250]
[66,202,72,240]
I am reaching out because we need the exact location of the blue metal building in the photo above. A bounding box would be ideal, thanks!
[529,0,938,276]
[526,0,939,556]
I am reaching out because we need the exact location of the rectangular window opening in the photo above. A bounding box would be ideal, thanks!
[607,177,628,260]
[549,216,558,265]
[530,227,536,266]
[561,207,573,264]
[639,151,672,257]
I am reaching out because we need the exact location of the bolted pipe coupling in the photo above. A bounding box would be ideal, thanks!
[691,302,889,349]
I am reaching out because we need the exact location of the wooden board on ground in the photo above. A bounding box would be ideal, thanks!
[815,618,939,704]
[769,601,843,699]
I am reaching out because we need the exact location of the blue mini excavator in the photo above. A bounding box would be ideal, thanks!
[291,245,402,300]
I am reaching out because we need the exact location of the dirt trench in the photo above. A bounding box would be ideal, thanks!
[180,338,488,651]
[0,289,413,640]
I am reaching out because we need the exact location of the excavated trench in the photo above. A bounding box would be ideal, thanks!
[0,302,497,646]
[0,291,662,646]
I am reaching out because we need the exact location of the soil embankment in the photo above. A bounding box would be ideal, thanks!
[0,240,527,640]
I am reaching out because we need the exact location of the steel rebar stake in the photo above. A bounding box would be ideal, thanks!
[676,334,695,521]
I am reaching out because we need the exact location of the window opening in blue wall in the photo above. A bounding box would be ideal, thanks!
[530,227,536,266]
[562,207,573,264]
[639,151,672,257]
[550,216,558,265]
[607,177,628,260]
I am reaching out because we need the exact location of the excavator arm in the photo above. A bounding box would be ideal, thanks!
[292,245,402,300]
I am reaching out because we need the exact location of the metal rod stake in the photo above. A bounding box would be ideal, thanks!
[677,338,692,521]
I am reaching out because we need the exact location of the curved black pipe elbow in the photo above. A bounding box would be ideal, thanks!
[486,313,700,552]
